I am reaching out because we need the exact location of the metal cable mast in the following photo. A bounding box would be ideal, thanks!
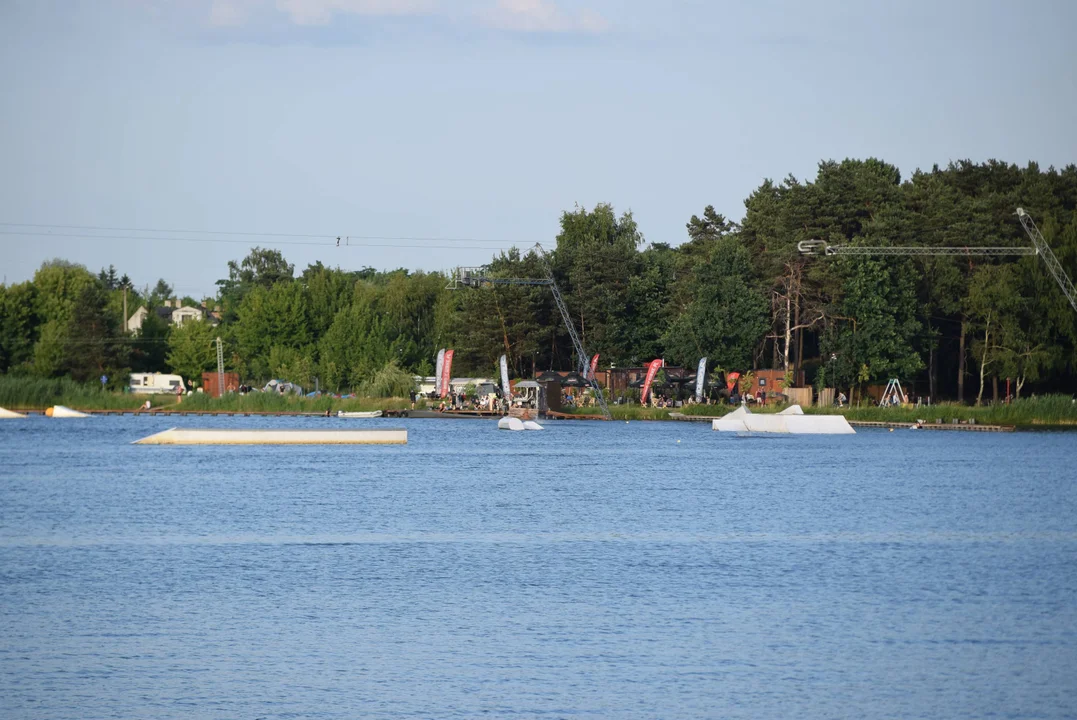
[532,244,612,420]
[1016,208,1077,314]
[448,243,613,420]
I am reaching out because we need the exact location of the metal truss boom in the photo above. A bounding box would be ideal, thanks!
[448,244,612,420]
[797,239,1036,257]
[798,208,1076,317]
[1016,208,1077,314]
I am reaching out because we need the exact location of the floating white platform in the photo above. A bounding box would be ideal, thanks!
[711,406,749,432]
[0,407,27,419]
[712,405,854,435]
[134,428,407,445]
[337,410,383,418]
[497,417,544,431]
[47,405,89,418]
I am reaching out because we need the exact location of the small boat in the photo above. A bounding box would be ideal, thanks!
[0,407,27,419]
[46,405,90,418]
[337,410,383,419]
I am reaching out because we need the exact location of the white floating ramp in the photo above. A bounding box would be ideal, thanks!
[712,406,750,432]
[337,410,383,418]
[712,405,854,434]
[498,417,525,431]
[134,428,407,445]
[742,414,855,435]
[498,417,544,431]
[47,405,89,418]
[0,407,27,419]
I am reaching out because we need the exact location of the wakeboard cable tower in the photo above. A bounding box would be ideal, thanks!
[797,208,1076,315]
[449,243,613,420]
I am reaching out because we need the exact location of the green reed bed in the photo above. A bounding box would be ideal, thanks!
[165,393,414,414]
[0,376,149,410]
[810,395,1077,427]
[558,393,1077,428]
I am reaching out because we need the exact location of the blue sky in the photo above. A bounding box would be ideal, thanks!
[2,0,1074,297]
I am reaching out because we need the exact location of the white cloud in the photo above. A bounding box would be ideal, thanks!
[209,0,264,26]
[482,0,609,33]
[204,0,608,33]
[275,0,440,26]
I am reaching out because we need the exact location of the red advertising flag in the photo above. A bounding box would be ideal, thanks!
[441,349,454,398]
[726,371,741,392]
[641,359,663,404]
[588,354,600,380]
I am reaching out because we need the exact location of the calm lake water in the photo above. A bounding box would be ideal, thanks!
[1,416,1075,719]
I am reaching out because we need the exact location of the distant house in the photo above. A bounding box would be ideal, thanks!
[125,306,150,333]
[126,299,209,332]
[170,304,202,326]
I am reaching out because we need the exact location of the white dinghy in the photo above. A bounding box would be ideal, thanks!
[337,410,383,418]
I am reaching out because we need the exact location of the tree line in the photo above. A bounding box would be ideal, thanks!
[1,158,1075,403]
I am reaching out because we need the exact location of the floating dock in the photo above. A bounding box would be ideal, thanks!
[133,428,407,445]
[847,420,1015,432]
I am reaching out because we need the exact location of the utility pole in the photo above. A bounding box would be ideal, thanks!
[216,336,224,397]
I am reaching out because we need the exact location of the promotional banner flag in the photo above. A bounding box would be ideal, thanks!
[440,350,454,398]
[435,349,445,395]
[641,359,663,404]
[726,371,741,392]
[588,354,600,380]
[695,357,708,402]
[499,355,510,398]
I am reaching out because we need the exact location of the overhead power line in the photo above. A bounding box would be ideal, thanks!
[0,230,517,252]
[0,222,517,246]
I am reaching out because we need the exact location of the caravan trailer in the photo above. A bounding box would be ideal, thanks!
[128,373,185,394]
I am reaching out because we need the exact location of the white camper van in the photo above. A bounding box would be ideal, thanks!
[128,373,185,394]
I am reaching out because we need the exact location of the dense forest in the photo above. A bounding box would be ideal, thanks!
[2,159,1076,403]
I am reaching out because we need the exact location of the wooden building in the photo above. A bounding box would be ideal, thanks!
[201,371,240,398]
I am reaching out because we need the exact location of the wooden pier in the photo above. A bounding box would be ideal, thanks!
[9,408,338,417]
[7,408,490,419]
[847,420,1015,432]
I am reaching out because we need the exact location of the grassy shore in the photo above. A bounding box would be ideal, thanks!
[558,394,1077,428]
[0,376,416,413]
[3,376,1074,427]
